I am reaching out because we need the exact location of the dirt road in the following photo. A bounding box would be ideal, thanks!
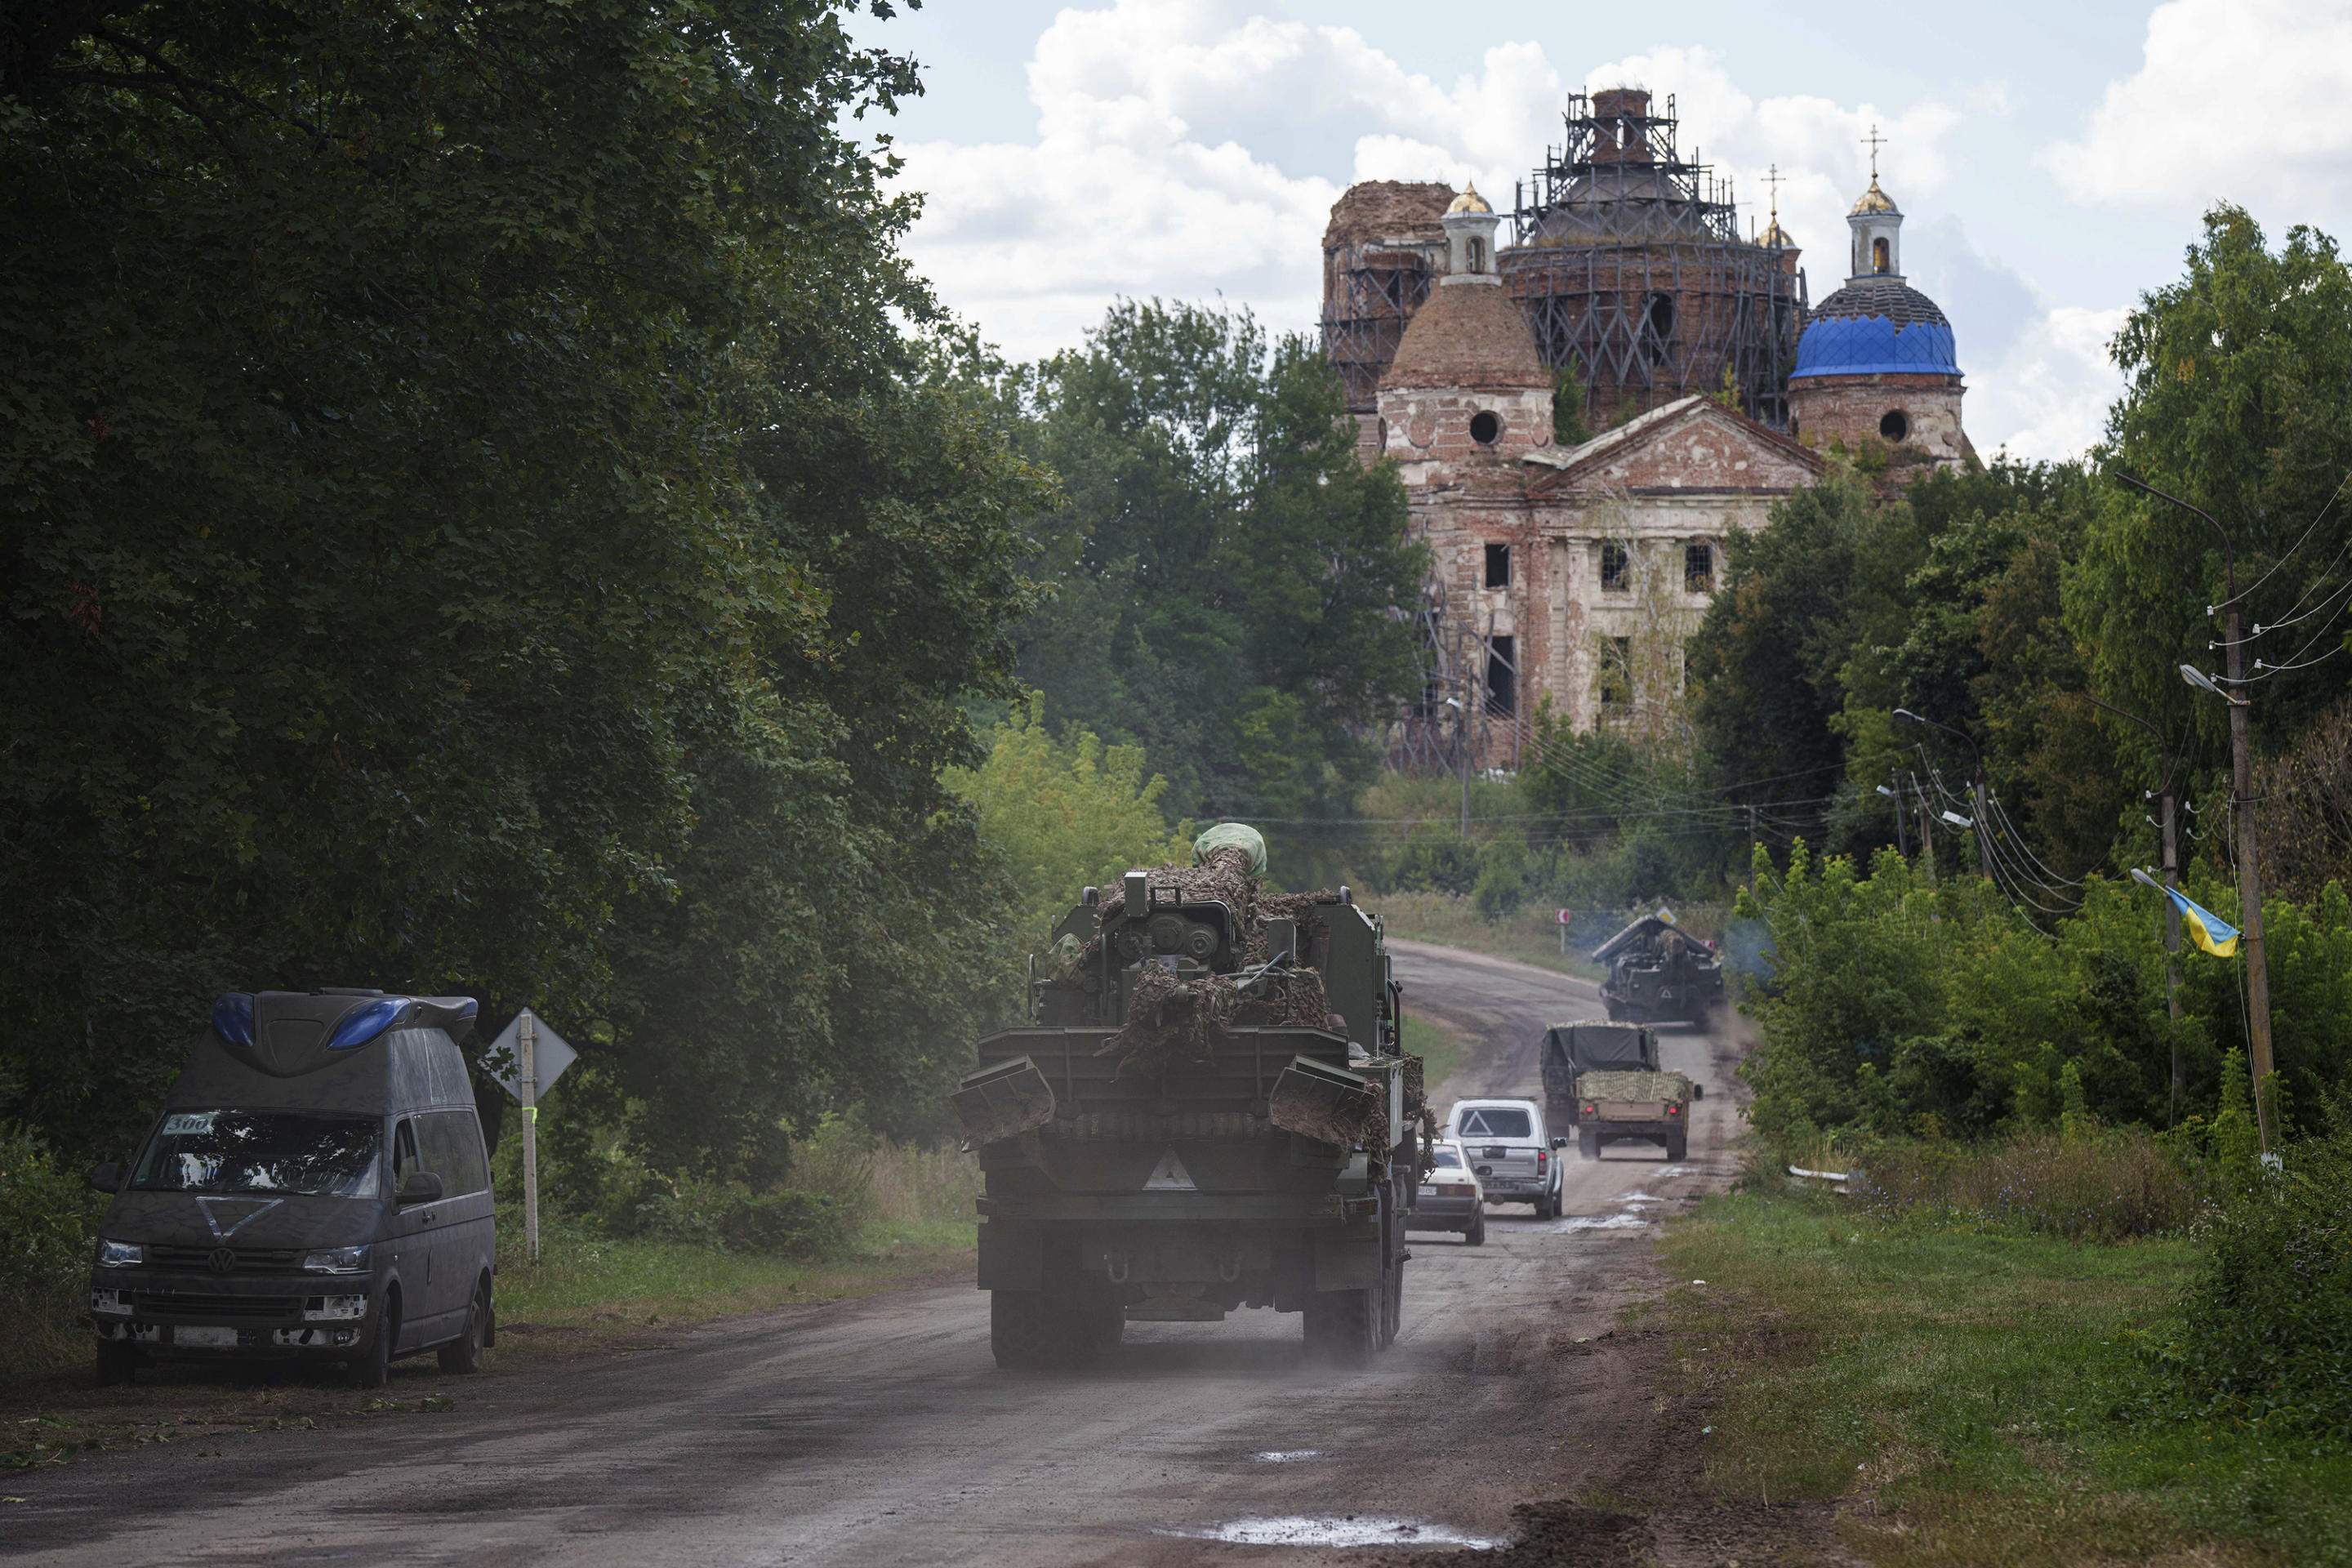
[6,943,1741,1566]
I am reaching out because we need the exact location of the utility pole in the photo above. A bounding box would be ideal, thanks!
[520,1009,541,1263]
[1746,803,1757,871]
[1891,772,1909,858]
[2089,693,2184,1120]
[1912,773,1936,883]
[2117,472,2275,1152]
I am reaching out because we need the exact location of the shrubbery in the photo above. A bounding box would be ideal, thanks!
[1844,1128,2198,1242]
[0,1128,105,1374]
[2154,1113,2352,1433]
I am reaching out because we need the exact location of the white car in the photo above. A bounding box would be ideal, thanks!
[1444,1098,1562,1219]
[1408,1141,1486,1245]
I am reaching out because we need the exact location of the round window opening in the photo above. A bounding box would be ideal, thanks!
[1470,410,1503,445]
[1879,409,1910,443]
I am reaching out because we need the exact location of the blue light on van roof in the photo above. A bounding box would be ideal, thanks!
[212,992,255,1046]
[327,997,407,1049]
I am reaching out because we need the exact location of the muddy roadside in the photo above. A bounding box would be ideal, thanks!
[0,1255,971,1481]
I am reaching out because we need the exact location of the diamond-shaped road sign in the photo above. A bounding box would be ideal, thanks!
[488,1008,577,1103]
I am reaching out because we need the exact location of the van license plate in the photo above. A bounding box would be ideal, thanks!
[176,1326,238,1348]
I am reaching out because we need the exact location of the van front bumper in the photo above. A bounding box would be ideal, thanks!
[91,1276,374,1356]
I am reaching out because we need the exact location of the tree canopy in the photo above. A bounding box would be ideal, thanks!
[1000,300,1427,882]
[1,0,1045,1175]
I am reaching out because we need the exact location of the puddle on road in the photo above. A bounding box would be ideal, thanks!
[1251,1450,1322,1463]
[1613,1192,1665,1205]
[1170,1517,1502,1548]
[1544,1212,1653,1234]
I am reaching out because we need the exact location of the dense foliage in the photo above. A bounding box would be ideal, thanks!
[0,1,1044,1176]
[1739,843,2352,1147]
[1000,301,1426,882]
[947,697,1194,946]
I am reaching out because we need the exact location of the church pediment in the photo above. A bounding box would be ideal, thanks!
[1522,395,1823,497]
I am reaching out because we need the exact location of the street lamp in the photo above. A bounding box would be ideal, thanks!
[1893,708,1988,880]
[2118,468,2276,1154]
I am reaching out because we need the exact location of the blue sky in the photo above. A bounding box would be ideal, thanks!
[847,0,2352,458]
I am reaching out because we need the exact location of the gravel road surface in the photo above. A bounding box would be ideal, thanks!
[7,942,1741,1566]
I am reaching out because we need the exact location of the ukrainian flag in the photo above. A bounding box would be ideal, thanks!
[2164,887,2240,959]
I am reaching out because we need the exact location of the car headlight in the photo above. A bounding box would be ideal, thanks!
[301,1245,371,1275]
[96,1239,144,1268]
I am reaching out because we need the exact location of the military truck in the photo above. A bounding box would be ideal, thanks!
[1539,1020,1701,1162]
[1594,909,1725,1027]
[952,824,1421,1370]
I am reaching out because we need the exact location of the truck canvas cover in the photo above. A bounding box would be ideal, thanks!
[1541,1022,1652,1074]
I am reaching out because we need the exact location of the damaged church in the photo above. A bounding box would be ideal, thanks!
[1322,89,1972,766]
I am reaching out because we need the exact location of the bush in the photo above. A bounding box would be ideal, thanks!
[1845,1128,2199,1242]
[715,1189,862,1259]
[2157,1116,2352,1433]
[0,1126,105,1374]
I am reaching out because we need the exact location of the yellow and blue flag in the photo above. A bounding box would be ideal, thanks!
[2164,886,2239,959]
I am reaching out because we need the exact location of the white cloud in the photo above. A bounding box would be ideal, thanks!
[1968,306,2127,463]
[2043,0,2352,220]
[889,2,2118,457]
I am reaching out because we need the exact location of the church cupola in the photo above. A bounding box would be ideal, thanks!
[1441,184,1503,284]
[1786,126,1970,468]
[1846,126,1902,278]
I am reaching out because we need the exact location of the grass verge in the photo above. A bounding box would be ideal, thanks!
[1401,1012,1472,1102]
[1376,890,1606,982]
[1653,1192,2352,1566]
[492,1214,975,1342]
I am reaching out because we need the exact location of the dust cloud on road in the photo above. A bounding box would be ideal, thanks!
[7,943,1744,1567]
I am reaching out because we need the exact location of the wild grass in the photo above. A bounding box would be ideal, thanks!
[1657,1193,2352,1566]
[1842,1129,2201,1242]
[1401,1012,1472,1102]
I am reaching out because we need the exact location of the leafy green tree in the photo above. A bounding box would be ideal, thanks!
[2070,206,2352,788]
[0,2,1045,1173]
[949,698,1193,946]
[1004,301,1426,878]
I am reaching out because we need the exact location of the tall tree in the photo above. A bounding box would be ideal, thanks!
[0,2,1045,1171]
[1006,301,1425,879]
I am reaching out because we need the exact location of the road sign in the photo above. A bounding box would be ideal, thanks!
[488,1009,575,1102]
[1555,909,1572,924]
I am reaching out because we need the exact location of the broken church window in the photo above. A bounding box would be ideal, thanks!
[1599,541,1630,595]
[1596,637,1633,710]
[1486,635,1517,717]
[1684,541,1713,595]
[1485,542,1511,588]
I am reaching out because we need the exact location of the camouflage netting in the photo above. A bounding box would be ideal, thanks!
[1098,960,1238,1082]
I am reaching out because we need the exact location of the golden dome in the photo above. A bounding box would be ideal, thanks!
[1758,218,1793,248]
[1446,182,1493,216]
[1851,178,1897,215]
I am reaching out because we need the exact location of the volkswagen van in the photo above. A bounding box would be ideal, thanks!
[85,988,494,1388]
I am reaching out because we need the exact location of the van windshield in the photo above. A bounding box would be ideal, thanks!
[131,1110,381,1198]
[1457,1107,1532,1138]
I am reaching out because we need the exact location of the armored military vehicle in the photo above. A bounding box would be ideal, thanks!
[953,825,1422,1370]
[1594,909,1725,1027]
[1539,1020,1700,1161]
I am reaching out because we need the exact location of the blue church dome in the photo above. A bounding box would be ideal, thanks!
[1791,277,1959,379]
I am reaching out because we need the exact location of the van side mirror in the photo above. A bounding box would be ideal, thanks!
[86,1162,120,1194]
[398,1170,444,1205]
[1692,1084,1705,1100]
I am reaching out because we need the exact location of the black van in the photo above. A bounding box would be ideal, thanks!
[86,988,497,1388]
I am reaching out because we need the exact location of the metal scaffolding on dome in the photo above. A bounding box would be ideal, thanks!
[1320,184,1451,413]
[1505,90,1807,430]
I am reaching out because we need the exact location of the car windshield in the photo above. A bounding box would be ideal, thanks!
[1457,1107,1532,1138]
[1432,1148,1463,1169]
[131,1110,381,1198]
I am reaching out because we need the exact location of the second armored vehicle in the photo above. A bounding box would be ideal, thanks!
[1540,1020,1702,1162]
